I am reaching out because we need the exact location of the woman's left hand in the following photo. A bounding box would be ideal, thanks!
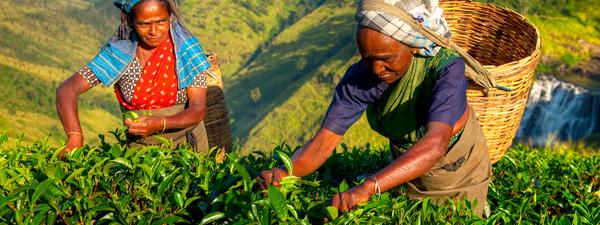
[331,181,375,212]
[124,116,163,137]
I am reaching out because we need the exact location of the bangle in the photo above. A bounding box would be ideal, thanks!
[66,131,83,137]
[365,175,381,196]
[159,117,166,134]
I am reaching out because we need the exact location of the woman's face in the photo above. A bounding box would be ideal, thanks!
[356,27,416,84]
[132,0,170,49]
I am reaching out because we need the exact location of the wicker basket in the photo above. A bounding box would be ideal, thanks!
[440,0,541,163]
[204,54,233,152]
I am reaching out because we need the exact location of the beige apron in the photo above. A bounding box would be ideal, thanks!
[122,104,209,152]
[391,107,492,216]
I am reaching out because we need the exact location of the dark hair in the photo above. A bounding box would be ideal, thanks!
[121,0,181,28]
[125,0,182,27]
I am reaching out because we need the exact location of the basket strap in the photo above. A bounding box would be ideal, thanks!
[361,0,497,90]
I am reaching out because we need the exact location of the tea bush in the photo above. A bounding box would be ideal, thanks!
[0,130,598,224]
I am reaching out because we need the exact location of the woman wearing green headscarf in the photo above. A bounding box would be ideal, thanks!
[258,0,491,216]
[56,0,212,156]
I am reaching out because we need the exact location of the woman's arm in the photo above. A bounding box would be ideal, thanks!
[257,62,383,188]
[257,128,342,188]
[125,87,207,136]
[332,121,453,211]
[369,121,452,191]
[291,128,343,176]
[56,72,94,152]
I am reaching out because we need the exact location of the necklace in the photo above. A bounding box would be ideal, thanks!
[136,47,148,65]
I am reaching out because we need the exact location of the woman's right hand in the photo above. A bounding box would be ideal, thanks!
[257,167,289,190]
[59,135,84,159]
[124,116,164,137]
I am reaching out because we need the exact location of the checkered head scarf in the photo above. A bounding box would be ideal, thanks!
[356,0,451,56]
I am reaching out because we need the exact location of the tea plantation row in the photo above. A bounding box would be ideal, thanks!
[0,131,598,224]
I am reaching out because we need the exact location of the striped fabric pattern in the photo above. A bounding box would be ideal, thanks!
[356,0,451,56]
[172,22,211,87]
[87,20,210,89]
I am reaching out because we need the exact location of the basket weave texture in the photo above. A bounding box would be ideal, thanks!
[440,0,541,163]
[204,54,233,152]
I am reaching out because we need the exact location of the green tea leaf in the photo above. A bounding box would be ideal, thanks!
[339,179,349,192]
[84,147,100,160]
[279,175,300,194]
[184,196,201,208]
[421,197,431,215]
[136,164,153,177]
[275,150,293,175]
[325,206,338,220]
[46,211,57,225]
[150,215,187,225]
[109,145,123,158]
[123,111,139,120]
[31,178,53,203]
[0,194,20,209]
[65,168,85,183]
[157,168,179,196]
[31,206,50,225]
[111,158,133,171]
[200,212,226,225]
[154,135,172,146]
[268,185,288,220]
[47,183,66,198]
[234,162,251,182]
[287,204,298,219]
[88,206,115,214]
[279,176,299,186]
[34,204,51,212]
[252,199,270,207]
[231,219,253,225]
[370,215,391,223]
[174,191,184,208]
[52,166,67,180]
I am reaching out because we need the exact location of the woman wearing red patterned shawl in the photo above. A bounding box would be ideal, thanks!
[56,0,212,156]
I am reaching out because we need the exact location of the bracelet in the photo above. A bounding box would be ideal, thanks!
[159,117,167,134]
[365,175,381,196]
[66,132,83,137]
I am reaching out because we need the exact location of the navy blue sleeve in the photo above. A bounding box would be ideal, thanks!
[427,58,468,126]
[321,62,388,135]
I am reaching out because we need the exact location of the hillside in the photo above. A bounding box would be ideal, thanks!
[226,0,391,153]
[230,0,600,153]
[0,0,323,144]
[1,0,599,152]
[0,0,121,143]
[179,0,325,78]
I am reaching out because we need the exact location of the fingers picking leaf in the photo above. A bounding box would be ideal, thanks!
[275,150,293,175]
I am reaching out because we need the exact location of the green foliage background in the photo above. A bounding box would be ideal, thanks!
[0,132,598,224]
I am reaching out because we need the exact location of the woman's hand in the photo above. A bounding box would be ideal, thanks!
[124,116,164,137]
[59,134,84,159]
[257,167,289,190]
[331,180,376,212]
